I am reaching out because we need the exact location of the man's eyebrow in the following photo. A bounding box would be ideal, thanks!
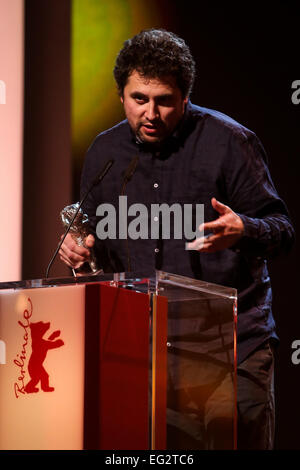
[130,91,174,99]
[130,91,147,98]
[157,93,173,99]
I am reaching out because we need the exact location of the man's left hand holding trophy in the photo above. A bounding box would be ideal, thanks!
[59,203,102,277]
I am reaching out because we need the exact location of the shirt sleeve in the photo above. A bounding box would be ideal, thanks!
[223,129,295,258]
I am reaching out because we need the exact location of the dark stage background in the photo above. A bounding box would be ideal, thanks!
[23,1,299,449]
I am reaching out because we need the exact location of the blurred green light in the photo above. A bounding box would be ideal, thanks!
[72,0,163,163]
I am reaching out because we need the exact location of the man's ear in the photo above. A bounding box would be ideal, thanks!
[120,95,124,104]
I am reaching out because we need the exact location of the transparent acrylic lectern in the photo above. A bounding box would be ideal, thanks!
[0,271,237,450]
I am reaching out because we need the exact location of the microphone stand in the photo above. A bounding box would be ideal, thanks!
[120,156,139,272]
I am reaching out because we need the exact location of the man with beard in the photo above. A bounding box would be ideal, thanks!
[59,29,295,449]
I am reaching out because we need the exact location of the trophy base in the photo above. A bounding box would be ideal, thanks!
[72,267,104,278]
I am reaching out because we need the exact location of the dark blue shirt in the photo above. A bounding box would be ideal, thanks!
[81,101,295,363]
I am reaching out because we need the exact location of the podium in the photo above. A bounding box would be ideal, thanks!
[0,271,237,450]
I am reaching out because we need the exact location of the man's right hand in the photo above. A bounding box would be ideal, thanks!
[59,233,95,270]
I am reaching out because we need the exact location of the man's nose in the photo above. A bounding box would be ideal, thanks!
[145,101,159,121]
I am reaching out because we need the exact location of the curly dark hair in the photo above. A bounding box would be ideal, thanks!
[113,29,196,98]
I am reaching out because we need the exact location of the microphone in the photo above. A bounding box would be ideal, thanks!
[121,155,139,195]
[45,159,114,279]
[120,156,139,272]
[90,159,114,187]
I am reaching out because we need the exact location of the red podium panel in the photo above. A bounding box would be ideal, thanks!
[84,283,168,450]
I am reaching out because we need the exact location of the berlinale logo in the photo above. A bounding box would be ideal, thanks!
[14,298,64,398]
[0,80,6,104]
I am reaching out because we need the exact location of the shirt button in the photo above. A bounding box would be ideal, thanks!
[154,248,159,253]
[153,183,159,188]
[153,216,159,222]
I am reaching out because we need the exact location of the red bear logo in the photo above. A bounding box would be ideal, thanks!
[24,321,64,393]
